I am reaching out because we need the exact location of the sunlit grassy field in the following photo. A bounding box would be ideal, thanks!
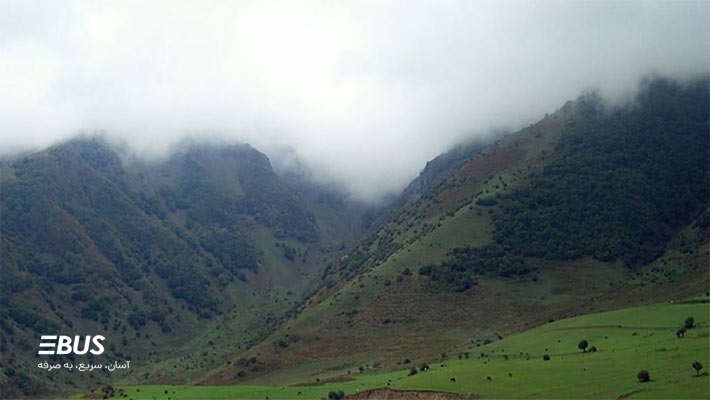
[73,299,709,399]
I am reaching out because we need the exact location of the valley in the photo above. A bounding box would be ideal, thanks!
[0,76,708,399]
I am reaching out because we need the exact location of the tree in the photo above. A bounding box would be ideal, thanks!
[637,370,650,383]
[693,361,703,377]
[578,339,589,352]
[328,390,345,400]
[685,317,695,329]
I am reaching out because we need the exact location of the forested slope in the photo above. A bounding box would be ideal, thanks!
[201,76,709,387]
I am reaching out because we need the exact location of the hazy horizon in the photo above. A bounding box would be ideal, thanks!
[1,0,708,201]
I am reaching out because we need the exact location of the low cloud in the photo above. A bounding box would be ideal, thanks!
[1,0,707,201]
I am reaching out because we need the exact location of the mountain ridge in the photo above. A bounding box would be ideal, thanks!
[197,75,709,387]
[0,138,373,397]
[1,75,708,398]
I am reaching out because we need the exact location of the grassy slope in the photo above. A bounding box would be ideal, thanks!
[75,299,710,399]
[194,95,707,387]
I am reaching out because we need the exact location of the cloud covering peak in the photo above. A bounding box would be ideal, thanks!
[1,0,708,201]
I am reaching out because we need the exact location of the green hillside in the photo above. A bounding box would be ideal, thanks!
[0,140,369,397]
[200,76,708,387]
[1,76,708,399]
[73,299,710,399]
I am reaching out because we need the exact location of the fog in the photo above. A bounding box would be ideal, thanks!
[1,1,708,202]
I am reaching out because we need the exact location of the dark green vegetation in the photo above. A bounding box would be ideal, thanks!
[0,140,371,397]
[200,76,707,392]
[1,76,708,399]
[429,78,709,286]
[75,300,709,399]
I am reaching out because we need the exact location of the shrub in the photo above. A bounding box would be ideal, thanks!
[693,361,703,377]
[637,370,650,383]
[685,317,695,329]
[327,390,344,400]
[127,309,148,330]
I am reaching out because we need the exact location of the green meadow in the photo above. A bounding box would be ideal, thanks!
[75,299,709,399]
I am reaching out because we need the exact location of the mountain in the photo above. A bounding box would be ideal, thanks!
[397,138,489,208]
[359,139,492,233]
[200,76,709,387]
[0,140,372,397]
[1,76,708,398]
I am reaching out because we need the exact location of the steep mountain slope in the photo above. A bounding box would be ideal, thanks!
[0,140,370,397]
[279,168,381,247]
[202,76,709,387]
[397,139,489,208]
[1,76,708,398]
[359,139,491,232]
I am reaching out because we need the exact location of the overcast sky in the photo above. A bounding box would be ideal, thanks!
[1,1,708,201]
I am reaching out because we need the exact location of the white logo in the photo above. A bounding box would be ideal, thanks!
[38,335,105,355]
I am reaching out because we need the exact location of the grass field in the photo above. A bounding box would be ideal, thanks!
[74,299,710,399]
